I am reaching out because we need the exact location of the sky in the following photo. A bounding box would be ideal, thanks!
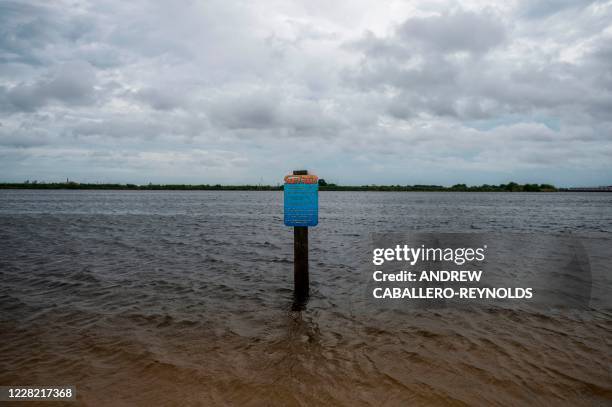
[1,0,611,187]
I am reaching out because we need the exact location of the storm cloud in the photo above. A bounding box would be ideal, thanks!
[1,0,611,186]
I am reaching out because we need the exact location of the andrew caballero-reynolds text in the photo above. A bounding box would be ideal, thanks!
[371,245,533,300]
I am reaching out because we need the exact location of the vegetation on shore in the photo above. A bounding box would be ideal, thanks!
[0,181,557,192]
[317,180,556,192]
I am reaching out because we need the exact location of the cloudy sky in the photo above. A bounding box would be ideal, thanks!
[1,0,611,186]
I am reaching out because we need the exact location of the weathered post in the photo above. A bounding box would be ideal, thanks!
[283,170,318,301]
[293,226,308,298]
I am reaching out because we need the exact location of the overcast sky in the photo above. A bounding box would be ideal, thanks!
[1,0,611,186]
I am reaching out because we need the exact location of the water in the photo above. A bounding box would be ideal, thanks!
[1,190,611,405]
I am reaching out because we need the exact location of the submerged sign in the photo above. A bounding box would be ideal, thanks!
[284,174,319,227]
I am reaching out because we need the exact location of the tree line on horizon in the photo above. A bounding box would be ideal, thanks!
[0,180,557,192]
[316,180,556,192]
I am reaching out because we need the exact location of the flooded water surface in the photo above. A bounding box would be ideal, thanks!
[1,190,611,405]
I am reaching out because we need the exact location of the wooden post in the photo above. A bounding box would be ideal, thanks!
[292,170,309,299]
[294,226,309,298]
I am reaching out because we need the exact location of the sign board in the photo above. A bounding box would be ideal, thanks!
[284,174,318,227]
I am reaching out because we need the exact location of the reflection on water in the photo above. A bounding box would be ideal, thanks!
[0,190,611,405]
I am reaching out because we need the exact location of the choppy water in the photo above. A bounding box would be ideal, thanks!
[1,190,611,406]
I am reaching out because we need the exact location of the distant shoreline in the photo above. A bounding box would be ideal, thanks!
[1,182,610,192]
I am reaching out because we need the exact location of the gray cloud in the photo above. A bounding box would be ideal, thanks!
[0,2,94,66]
[346,5,612,131]
[519,0,602,19]
[0,125,49,148]
[134,87,186,111]
[398,11,506,54]
[209,93,280,130]
[0,0,611,186]
[2,61,97,112]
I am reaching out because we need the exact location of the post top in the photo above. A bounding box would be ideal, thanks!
[293,170,308,175]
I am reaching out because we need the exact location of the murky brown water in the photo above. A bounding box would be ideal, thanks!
[1,191,611,405]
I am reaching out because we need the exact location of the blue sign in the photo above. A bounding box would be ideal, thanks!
[284,175,318,227]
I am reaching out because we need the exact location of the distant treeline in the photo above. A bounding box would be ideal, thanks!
[318,182,556,192]
[0,181,557,192]
[0,182,280,191]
